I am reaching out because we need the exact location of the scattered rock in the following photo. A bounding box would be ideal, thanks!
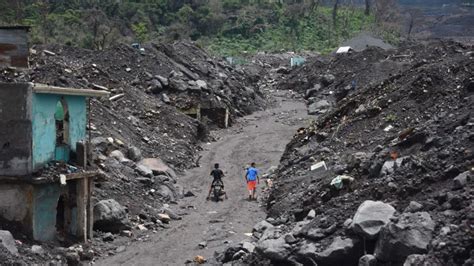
[404,201,423,213]
[253,220,274,234]
[453,171,471,189]
[351,200,396,239]
[138,158,177,179]
[93,199,129,232]
[0,230,18,256]
[375,212,435,262]
[359,254,377,266]
[31,245,44,254]
[256,237,290,261]
[136,164,153,178]
[308,100,330,115]
[127,146,142,162]
[198,241,207,249]
[242,242,256,253]
[102,232,114,242]
[157,213,171,223]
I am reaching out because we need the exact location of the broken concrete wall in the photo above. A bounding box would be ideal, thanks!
[32,93,87,170]
[0,27,29,68]
[0,184,33,227]
[0,83,32,176]
[32,183,60,241]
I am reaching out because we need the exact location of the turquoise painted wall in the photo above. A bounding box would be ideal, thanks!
[32,94,87,169]
[290,57,306,67]
[32,184,60,241]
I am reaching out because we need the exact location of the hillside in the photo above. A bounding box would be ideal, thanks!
[0,1,393,55]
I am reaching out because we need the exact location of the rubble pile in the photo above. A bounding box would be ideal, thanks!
[218,40,474,265]
[0,41,264,263]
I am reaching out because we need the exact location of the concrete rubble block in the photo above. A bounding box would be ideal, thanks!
[350,200,396,239]
[138,158,177,179]
[256,236,290,261]
[0,230,18,256]
[93,199,129,233]
[375,212,435,263]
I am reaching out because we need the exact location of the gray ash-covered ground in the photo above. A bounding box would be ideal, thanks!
[0,41,265,264]
[219,40,473,265]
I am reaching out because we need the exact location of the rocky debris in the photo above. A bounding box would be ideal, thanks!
[255,237,290,261]
[242,242,256,253]
[350,200,396,239]
[375,212,436,262]
[315,237,363,265]
[157,213,171,224]
[138,158,177,179]
[136,164,153,178]
[359,254,377,266]
[127,146,142,162]
[232,40,473,266]
[453,171,471,189]
[93,199,129,232]
[404,201,423,213]
[308,100,331,115]
[31,245,44,255]
[0,230,18,256]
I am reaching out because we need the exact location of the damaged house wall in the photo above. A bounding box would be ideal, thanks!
[0,27,29,68]
[32,93,87,170]
[0,82,98,242]
[0,83,32,176]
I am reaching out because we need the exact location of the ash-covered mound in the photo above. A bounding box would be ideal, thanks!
[0,41,265,263]
[217,40,473,265]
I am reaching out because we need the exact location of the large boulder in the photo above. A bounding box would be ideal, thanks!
[93,199,129,232]
[138,158,177,179]
[297,237,363,266]
[375,212,435,263]
[351,200,396,239]
[256,236,290,261]
[0,230,18,256]
[315,237,363,265]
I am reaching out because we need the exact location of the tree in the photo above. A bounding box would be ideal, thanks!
[132,22,149,43]
[365,0,370,16]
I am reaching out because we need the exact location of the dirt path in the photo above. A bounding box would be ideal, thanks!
[101,91,307,265]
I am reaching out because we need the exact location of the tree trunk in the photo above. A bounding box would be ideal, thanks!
[332,0,340,27]
[365,0,370,15]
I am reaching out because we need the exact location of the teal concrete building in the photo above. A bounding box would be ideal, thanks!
[0,82,108,242]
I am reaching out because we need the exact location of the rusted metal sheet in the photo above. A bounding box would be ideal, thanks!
[0,27,29,68]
